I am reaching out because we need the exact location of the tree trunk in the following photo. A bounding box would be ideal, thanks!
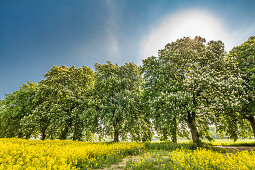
[171,117,177,143]
[161,128,168,141]
[113,115,119,142]
[248,116,255,138]
[25,134,31,139]
[41,129,46,140]
[18,132,23,138]
[60,125,69,140]
[187,112,200,143]
[73,122,82,141]
[114,130,119,142]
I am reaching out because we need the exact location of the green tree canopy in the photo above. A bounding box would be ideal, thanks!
[22,65,95,140]
[0,82,37,138]
[93,61,152,142]
[143,36,238,143]
[225,36,255,138]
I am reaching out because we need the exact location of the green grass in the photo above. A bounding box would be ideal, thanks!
[144,141,230,153]
[125,150,171,170]
[144,141,198,151]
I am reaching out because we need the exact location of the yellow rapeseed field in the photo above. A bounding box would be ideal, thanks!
[2,138,255,170]
[0,138,144,169]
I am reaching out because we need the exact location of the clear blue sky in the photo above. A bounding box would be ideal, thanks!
[0,0,255,98]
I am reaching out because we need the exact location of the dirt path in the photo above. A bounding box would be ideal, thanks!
[92,155,141,170]
[106,155,141,170]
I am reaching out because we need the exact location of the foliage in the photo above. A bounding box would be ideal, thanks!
[143,36,234,143]
[232,36,255,87]
[225,36,255,138]
[0,82,37,138]
[21,65,95,140]
[93,61,152,142]
[142,56,184,142]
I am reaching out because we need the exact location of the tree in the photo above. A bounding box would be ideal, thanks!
[93,61,151,142]
[0,82,37,138]
[143,36,231,143]
[22,65,95,140]
[227,36,255,138]
[142,56,184,143]
[21,82,62,140]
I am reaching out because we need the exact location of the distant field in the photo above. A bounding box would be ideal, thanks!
[204,139,255,146]
[176,139,255,146]
[1,138,255,169]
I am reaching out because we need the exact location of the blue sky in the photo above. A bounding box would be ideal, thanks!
[0,0,255,98]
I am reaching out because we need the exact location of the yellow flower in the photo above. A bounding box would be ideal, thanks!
[0,138,144,169]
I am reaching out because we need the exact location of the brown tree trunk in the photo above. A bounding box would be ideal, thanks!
[60,125,69,140]
[248,116,255,138]
[41,129,46,140]
[73,121,82,141]
[187,112,200,143]
[18,132,23,138]
[171,117,177,143]
[114,130,119,142]
[25,134,31,139]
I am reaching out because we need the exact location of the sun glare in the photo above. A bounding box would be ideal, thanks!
[140,9,234,61]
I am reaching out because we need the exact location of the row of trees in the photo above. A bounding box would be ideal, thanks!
[0,36,254,143]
